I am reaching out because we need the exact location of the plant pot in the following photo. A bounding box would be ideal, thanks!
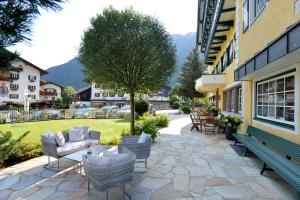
[225,126,236,140]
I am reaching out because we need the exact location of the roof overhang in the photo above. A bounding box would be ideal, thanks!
[196,0,236,63]
[195,74,226,93]
[235,20,300,81]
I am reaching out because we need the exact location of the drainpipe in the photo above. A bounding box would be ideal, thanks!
[216,88,219,110]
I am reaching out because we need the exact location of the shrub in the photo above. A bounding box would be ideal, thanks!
[7,142,42,165]
[172,101,181,109]
[0,118,5,124]
[135,98,149,117]
[135,116,158,140]
[15,114,23,123]
[181,106,192,114]
[101,136,120,145]
[155,114,170,127]
[219,114,243,129]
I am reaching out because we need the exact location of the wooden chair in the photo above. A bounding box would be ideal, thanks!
[204,116,219,134]
[190,112,200,132]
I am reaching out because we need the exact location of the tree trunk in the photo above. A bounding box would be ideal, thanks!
[130,92,135,135]
[192,98,195,110]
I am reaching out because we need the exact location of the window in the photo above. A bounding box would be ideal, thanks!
[227,41,233,66]
[256,73,295,127]
[28,85,36,91]
[243,0,249,31]
[10,73,19,80]
[9,94,18,99]
[10,84,18,90]
[95,93,100,97]
[238,88,242,113]
[45,88,56,93]
[256,0,266,15]
[28,95,36,99]
[28,75,37,82]
[224,86,242,114]
[102,93,108,97]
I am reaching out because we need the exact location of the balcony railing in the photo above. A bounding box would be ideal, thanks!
[40,91,58,96]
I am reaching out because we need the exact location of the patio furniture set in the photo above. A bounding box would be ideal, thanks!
[190,109,225,134]
[40,125,152,200]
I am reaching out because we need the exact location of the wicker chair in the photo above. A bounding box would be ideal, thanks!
[83,150,136,200]
[118,135,152,171]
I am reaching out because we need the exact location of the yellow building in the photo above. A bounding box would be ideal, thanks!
[196,0,300,143]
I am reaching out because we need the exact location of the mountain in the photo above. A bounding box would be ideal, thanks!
[44,32,196,89]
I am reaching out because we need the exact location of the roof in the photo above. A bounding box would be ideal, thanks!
[4,49,48,75]
[73,86,91,95]
[40,81,64,89]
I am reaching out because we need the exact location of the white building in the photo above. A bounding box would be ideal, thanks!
[40,81,63,102]
[0,57,48,105]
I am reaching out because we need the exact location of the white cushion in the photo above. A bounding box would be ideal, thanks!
[74,126,90,139]
[112,153,131,166]
[69,129,84,142]
[138,132,150,143]
[55,131,65,147]
[41,131,57,145]
[57,139,98,156]
[87,155,112,167]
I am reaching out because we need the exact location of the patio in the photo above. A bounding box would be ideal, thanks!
[0,115,297,200]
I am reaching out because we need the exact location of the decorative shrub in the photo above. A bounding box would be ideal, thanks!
[6,142,42,165]
[172,101,181,109]
[0,118,5,124]
[135,116,158,140]
[155,114,170,127]
[135,98,149,117]
[219,114,243,129]
[181,106,192,114]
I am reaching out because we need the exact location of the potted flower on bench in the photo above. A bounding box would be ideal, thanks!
[219,114,243,140]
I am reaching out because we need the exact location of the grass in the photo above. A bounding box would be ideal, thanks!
[0,118,130,145]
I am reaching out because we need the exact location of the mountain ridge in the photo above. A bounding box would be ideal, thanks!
[43,32,196,89]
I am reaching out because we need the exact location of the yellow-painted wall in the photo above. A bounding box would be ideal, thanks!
[238,0,300,65]
[237,0,300,143]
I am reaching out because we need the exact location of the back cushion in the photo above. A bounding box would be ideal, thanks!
[74,126,90,139]
[69,129,84,142]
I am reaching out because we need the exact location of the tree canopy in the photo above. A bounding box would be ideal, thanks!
[79,7,176,134]
[60,86,75,108]
[173,49,206,107]
[0,0,65,68]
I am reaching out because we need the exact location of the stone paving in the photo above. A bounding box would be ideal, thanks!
[0,115,297,200]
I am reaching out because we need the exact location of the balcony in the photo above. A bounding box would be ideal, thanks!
[40,91,58,96]
[195,74,226,92]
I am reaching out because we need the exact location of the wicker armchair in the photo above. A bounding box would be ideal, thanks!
[83,150,136,200]
[118,135,152,171]
[41,131,100,171]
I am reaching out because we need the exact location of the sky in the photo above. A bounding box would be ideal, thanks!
[8,0,198,70]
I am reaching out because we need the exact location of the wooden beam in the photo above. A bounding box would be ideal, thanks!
[217,20,234,27]
[211,47,221,51]
[215,28,229,32]
[222,7,236,13]
[205,62,214,65]
[214,35,227,41]
[208,56,216,59]
[212,41,223,45]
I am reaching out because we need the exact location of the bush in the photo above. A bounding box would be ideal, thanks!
[172,101,181,109]
[102,136,120,145]
[0,118,5,124]
[135,116,158,140]
[181,106,192,114]
[155,114,170,127]
[6,142,42,165]
[135,98,149,117]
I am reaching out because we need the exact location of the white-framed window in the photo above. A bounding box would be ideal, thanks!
[231,89,235,112]
[10,84,19,90]
[10,73,19,80]
[28,95,36,99]
[238,88,242,113]
[95,93,100,97]
[9,94,18,99]
[243,0,249,31]
[256,73,295,127]
[243,0,266,31]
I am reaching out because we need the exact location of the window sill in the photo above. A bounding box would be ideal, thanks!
[253,117,295,131]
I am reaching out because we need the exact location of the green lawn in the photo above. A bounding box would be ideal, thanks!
[0,119,130,144]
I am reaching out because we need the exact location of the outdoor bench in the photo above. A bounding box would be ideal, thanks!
[233,125,300,199]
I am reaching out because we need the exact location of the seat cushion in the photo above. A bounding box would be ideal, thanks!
[55,131,65,147]
[57,139,98,156]
[41,131,57,145]
[69,129,84,142]
[87,154,112,167]
[138,132,150,143]
[74,126,90,139]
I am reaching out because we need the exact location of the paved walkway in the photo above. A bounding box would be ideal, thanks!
[0,115,297,200]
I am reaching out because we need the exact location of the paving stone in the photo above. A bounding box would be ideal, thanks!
[157,164,173,174]
[57,179,85,192]
[37,177,64,187]
[213,183,256,199]
[173,174,189,193]
[8,185,39,200]
[172,166,188,175]
[161,156,176,165]
[139,177,171,191]
[206,177,230,186]
[25,186,56,200]
[0,174,20,190]
[0,189,12,199]
[11,175,42,190]
[186,165,214,177]
[151,182,182,200]
[190,177,206,193]
[210,164,228,178]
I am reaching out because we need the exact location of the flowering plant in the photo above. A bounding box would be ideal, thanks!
[219,114,243,129]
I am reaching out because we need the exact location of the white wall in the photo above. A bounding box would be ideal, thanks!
[40,83,62,101]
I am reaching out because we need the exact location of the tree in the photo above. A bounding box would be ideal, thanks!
[135,98,149,117]
[79,7,176,134]
[0,0,65,69]
[176,49,206,108]
[61,86,75,108]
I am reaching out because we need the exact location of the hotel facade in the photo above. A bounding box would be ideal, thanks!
[196,0,300,143]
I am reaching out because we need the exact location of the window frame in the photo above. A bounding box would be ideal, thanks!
[255,72,296,129]
[243,0,249,32]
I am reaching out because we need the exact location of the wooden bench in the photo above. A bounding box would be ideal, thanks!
[233,126,300,198]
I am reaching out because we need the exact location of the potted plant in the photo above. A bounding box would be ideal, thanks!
[219,114,243,140]
[208,105,219,116]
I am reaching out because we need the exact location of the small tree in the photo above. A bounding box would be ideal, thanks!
[0,131,29,164]
[79,7,176,134]
[61,86,75,108]
[176,49,206,108]
[135,98,149,117]
[0,0,65,69]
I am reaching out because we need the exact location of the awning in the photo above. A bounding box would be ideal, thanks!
[195,74,226,93]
